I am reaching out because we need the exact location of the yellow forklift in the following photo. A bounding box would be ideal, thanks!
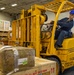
[10,0,74,75]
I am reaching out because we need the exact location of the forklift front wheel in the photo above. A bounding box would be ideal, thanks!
[45,56,62,75]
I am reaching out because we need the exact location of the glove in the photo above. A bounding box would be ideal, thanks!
[57,25,61,30]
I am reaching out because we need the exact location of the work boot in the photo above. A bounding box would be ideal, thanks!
[55,44,62,49]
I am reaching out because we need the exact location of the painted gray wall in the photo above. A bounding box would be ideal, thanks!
[0,12,13,22]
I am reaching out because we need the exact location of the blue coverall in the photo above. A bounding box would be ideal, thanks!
[55,17,73,47]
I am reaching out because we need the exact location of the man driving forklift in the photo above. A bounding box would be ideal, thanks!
[55,10,74,48]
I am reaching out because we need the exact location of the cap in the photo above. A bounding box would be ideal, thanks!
[70,10,74,14]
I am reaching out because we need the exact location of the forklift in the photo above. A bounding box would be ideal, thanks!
[10,0,74,75]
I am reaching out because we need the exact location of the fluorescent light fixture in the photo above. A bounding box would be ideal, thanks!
[0,7,5,10]
[11,4,17,7]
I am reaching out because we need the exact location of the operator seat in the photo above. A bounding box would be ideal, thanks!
[60,32,74,49]
[62,38,74,49]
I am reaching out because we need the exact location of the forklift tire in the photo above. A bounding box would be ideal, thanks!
[45,56,62,75]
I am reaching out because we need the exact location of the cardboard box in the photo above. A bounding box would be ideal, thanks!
[12,57,56,75]
[0,20,10,31]
[4,21,10,31]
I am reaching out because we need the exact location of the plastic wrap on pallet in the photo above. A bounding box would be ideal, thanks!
[0,46,35,75]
